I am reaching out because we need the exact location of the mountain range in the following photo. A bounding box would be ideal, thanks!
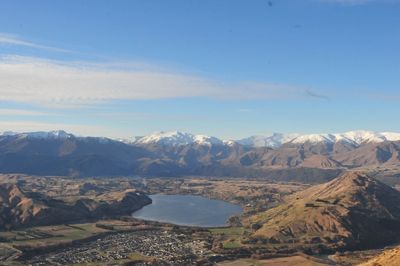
[127,130,400,148]
[4,130,400,147]
[3,129,400,147]
[0,130,399,179]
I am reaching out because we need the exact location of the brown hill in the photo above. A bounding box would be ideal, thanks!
[333,141,400,167]
[0,183,151,230]
[0,183,48,229]
[358,247,400,266]
[239,141,400,170]
[248,172,400,252]
[301,155,342,168]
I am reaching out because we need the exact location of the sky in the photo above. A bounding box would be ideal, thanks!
[0,0,400,140]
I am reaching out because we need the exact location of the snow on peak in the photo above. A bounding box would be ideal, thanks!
[134,131,223,146]
[237,130,400,147]
[290,134,336,144]
[286,130,400,146]
[237,133,300,148]
[288,131,398,145]
[193,134,223,145]
[223,140,237,146]
[0,131,18,136]
[380,132,400,142]
[3,129,399,147]
[334,130,386,145]
[21,130,74,140]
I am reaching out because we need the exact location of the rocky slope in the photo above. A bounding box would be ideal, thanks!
[248,172,400,251]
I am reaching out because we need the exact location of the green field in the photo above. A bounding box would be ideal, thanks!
[209,227,248,250]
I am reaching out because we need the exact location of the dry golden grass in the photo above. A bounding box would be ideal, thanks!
[247,172,400,250]
[358,247,400,266]
[217,256,330,266]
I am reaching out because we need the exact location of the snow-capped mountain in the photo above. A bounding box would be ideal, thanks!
[238,130,400,148]
[379,132,400,142]
[0,131,18,136]
[134,131,224,146]
[1,129,400,177]
[133,130,400,148]
[290,133,336,144]
[2,129,400,148]
[0,130,119,145]
[289,130,400,146]
[18,130,74,140]
[237,133,300,148]
[0,130,74,139]
[334,131,388,145]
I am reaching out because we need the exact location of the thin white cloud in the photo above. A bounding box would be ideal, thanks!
[238,108,255,113]
[0,33,70,53]
[0,55,317,106]
[0,108,46,116]
[304,89,329,100]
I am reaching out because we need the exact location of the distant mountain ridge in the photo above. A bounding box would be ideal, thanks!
[3,130,400,147]
[0,129,400,179]
[236,133,300,148]
[133,130,400,148]
[134,131,224,146]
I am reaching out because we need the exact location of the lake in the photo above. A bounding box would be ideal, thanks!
[131,194,243,227]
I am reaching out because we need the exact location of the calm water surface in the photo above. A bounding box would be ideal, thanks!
[132,194,242,227]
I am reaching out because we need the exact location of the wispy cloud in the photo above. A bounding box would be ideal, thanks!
[0,55,325,107]
[304,89,330,100]
[0,108,46,116]
[0,33,71,53]
[97,111,209,121]
[238,108,255,113]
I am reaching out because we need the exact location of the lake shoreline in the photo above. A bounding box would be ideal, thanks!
[131,194,243,228]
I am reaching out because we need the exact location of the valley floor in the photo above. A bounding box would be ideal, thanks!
[1,174,400,265]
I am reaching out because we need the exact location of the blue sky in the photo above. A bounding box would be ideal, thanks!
[0,0,400,139]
